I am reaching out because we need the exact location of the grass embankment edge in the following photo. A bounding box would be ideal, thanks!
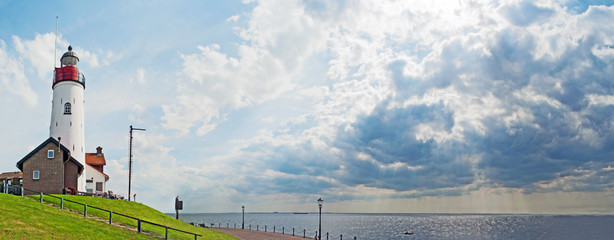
[0,193,154,239]
[19,194,236,240]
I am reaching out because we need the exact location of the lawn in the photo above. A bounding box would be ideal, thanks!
[0,193,154,239]
[24,194,236,240]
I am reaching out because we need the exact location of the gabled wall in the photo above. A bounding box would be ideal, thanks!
[22,142,65,194]
[85,164,107,193]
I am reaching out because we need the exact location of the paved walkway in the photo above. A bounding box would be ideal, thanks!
[212,228,312,240]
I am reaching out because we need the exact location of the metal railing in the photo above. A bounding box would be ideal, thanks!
[196,221,356,240]
[18,188,202,240]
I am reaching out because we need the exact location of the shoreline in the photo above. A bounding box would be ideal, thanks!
[212,228,310,240]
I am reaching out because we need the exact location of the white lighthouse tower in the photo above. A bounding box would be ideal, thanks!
[49,46,87,192]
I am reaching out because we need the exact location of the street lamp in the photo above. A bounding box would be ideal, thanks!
[318,198,323,240]
[128,125,145,201]
[242,206,245,229]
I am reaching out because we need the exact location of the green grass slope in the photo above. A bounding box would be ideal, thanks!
[0,193,154,239]
[25,194,236,240]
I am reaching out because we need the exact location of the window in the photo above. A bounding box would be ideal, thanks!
[33,171,40,180]
[64,102,71,115]
[86,179,93,193]
[47,150,54,159]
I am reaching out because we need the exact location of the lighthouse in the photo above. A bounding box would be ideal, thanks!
[49,46,87,192]
[16,45,109,195]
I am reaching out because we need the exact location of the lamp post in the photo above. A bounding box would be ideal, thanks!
[317,198,323,240]
[128,125,145,201]
[242,206,245,229]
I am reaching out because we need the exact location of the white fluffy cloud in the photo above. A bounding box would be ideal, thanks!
[0,40,37,106]
[12,33,57,79]
[162,0,331,136]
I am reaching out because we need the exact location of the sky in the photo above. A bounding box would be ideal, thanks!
[1,0,614,214]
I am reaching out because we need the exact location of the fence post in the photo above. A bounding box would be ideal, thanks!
[354,237,357,240]
[21,187,24,197]
[40,192,43,203]
[61,198,64,209]
[109,211,112,224]
[227,223,229,228]
[84,204,87,217]
[293,228,295,236]
[165,226,168,239]
[257,225,259,231]
[265,225,267,232]
[340,234,343,240]
[274,226,275,233]
[303,229,305,238]
[327,232,329,240]
[249,224,251,230]
[234,223,236,228]
[283,226,284,234]
[138,219,142,233]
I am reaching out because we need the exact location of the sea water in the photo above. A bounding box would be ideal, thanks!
[172,213,614,240]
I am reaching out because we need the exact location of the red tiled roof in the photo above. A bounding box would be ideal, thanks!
[85,153,106,166]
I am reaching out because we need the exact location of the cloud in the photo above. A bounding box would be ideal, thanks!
[11,32,116,80]
[500,1,555,27]
[187,0,614,203]
[72,46,116,69]
[563,0,614,14]
[135,67,145,84]
[12,33,58,79]
[162,0,330,136]
[0,40,37,106]
[226,14,240,22]
[112,0,614,212]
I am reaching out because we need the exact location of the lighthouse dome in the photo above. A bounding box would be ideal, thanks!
[61,46,79,67]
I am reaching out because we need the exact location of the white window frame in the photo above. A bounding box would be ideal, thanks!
[48,150,54,159]
[33,171,40,180]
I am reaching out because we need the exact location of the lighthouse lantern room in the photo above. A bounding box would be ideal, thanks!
[50,45,87,192]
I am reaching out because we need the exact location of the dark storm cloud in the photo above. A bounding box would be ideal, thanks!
[332,101,474,192]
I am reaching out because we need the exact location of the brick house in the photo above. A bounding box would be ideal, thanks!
[16,137,84,194]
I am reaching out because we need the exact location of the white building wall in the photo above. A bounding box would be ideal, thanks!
[49,81,86,192]
[85,165,106,193]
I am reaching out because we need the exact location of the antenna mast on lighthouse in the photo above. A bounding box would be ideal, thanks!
[54,16,58,68]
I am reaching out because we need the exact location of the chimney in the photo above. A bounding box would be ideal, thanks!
[96,146,103,155]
